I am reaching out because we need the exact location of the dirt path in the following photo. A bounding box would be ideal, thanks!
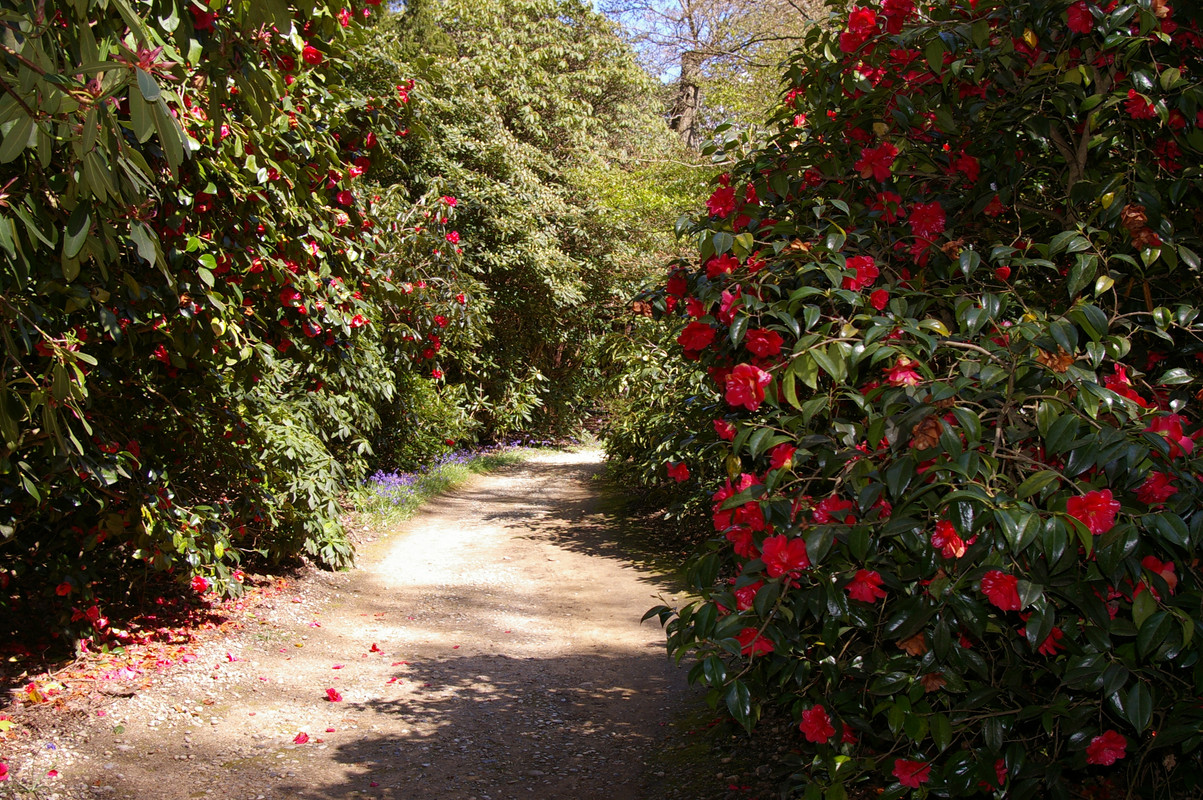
[3,450,717,800]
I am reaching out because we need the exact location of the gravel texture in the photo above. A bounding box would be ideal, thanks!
[0,450,754,800]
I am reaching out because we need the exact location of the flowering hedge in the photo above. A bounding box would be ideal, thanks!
[643,0,1203,796]
[0,0,462,641]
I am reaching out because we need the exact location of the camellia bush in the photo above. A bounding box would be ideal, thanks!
[641,0,1203,796]
[0,0,463,642]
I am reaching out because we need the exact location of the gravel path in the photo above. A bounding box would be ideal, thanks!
[0,449,713,800]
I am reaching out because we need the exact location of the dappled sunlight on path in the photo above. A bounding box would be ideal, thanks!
[42,450,695,800]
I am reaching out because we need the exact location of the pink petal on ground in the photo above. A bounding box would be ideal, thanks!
[326,688,343,702]
[294,732,309,744]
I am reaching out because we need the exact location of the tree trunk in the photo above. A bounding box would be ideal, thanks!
[669,50,704,150]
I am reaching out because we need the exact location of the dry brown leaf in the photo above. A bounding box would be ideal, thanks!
[1037,348,1075,373]
[910,415,942,450]
[898,632,928,657]
[1120,204,1148,234]
[920,672,947,693]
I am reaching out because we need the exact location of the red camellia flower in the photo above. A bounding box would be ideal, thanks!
[301,44,323,66]
[706,185,737,218]
[190,6,217,30]
[881,0,914,32]
[893,759,931,788]
[666,461,690,482]
[813,496,855,524]
[980,569,1021,611]
[799,705,835,743]
[734,580,763,610]
[1140,555,1178,596]
[336,189,354,206]
[1124,90,1157,120]
[842,255,880,290]
[1144,414,1195,458]
[744,329,784,358]
[886,356,922,386]
[869,289,889,310]
[1086,730,1127,766]
[854,141,898,181]
[1035,626,1065,655]
[726,527,759,559]
[1066,488,1120,535]
[1137,471,1177,505]
[847,570,887,603]
[871,190,906,222]
[736,627,774,657]
[713,419,737,441]
[768,443,796,470]
[761,535,810,578]
[445,231,460,244]
[677,321,716,356]
[55,582,72,596]
[725,363,772,411]
[0,762,8,781]
[909,201,946,238]
[1067,1,1093,33]
[931,519,966,559]
[666,271,687,297]
[839,6,879,52]
[705,254,740,278]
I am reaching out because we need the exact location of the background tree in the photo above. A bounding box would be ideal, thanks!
[599,0,827,147]
[360,0,703,437]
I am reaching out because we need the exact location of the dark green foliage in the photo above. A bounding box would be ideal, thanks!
[629,0,1203,795]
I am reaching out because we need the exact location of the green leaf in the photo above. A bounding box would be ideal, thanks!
[64,206,91,260]
[959,249,981,278]
[1015,470,1059,500]
[129,222,160,266]
[130,91,155,142]
[152,100,185,169]
[925,39,945,73]
[1132,589,1156,630]
[0,115,34,163]
[136,68,163,102]
[1155,368,1192,385]
[1136,611,1172,660]
[725,680,755,732]
[1125,683,1152,732]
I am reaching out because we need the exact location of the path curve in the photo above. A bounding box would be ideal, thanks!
[9,449,697,800]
